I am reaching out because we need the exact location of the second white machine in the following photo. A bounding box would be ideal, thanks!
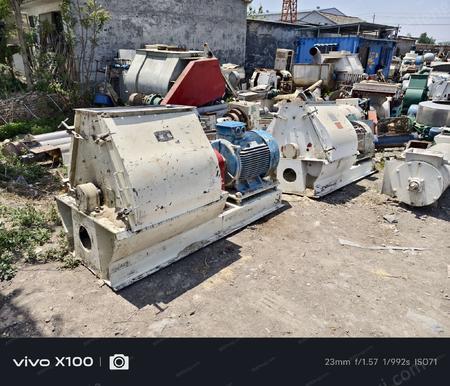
[268,100,376,197]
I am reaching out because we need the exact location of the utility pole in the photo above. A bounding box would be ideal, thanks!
[281,0,298,24]
[372,13,376,23]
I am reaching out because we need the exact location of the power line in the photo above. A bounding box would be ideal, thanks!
[360,16,450,19]
[356,11,450,15]
[357,12,450,15]
[356,14,450,18]
[397,23,450,26]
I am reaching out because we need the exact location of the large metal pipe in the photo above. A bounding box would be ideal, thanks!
[38,137,72,147]
[305,79,323,93]
[33,130,70,142]
[196,103,228,116]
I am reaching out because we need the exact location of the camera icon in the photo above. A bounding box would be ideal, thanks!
[109,354,129,371]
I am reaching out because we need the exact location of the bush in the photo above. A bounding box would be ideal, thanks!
[0,151,47,183]
[0,204,76,281]
[0,116,64,141]
[0,251,16,281]
[0,64,25,98]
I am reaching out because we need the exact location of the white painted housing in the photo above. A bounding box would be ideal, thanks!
[382,130,450,207]
[56,106,282,289]
[267,100,375,197]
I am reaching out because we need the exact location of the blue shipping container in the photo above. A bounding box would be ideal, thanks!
[296,36,396,78]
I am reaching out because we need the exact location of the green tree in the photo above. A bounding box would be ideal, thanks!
[0,0,25,97]
[1,0,110,101]
[64,0,111,95]
[8,0,33,89]
[418,32,436,44]
[0,0,12,64]
[247,4,267,19]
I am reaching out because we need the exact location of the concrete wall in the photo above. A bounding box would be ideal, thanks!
[21,0,248,67]
[94,0,248,66]
[245,19,312,75]
[396,38,417,57]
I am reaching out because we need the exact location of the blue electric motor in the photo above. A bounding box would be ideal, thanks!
[211,121,280,195]
[407,104,419,118]
[429,127,444,140]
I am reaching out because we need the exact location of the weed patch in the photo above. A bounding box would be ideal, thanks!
[0,117,65,142]
[0,151,47,184]
[0,204,77,281]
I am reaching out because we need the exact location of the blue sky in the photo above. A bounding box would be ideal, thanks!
[254,0,450,42]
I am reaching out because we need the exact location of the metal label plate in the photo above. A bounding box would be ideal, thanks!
[154,130,174,142]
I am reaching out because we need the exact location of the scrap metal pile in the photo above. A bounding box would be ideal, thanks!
[3,42,449,290]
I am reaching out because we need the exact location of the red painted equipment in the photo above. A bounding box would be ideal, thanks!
[213,148,226,190]
[162,58,225,107]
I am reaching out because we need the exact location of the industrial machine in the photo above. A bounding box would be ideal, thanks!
[292,62,334,89]
[429,77,450,102]
[389,56,401,81]
[268,100,376,197]
[401,74,429,114]
[352,81,402,119]
[125,45,202,95]
[56,106,282,290]
[382,129,450,207]
[274,49,294,72]
[400,52,419,76]
[297,37,395,78]
[222,101,262,131]
[293,47,365,90]
[249,68,278,90]
[221,63,245,91]
[411,101,450,139]
[428,64,450,101]
[374,117,417,148]
[314,49,365,85]
[416,101,450,128]
[124,45,225,107]
[248,67,295,95]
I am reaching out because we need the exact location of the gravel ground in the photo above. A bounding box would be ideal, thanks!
[1,168,449,337]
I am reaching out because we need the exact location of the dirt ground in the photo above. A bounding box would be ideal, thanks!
[1,163,449,337]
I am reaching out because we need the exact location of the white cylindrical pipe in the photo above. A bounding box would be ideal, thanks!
[310,46,323,65]
[39,137,72,147]
[33,130,70,142]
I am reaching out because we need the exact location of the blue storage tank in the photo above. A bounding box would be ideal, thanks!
[296,36,396,78]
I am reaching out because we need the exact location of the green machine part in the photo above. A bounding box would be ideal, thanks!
[401,74,429,114]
